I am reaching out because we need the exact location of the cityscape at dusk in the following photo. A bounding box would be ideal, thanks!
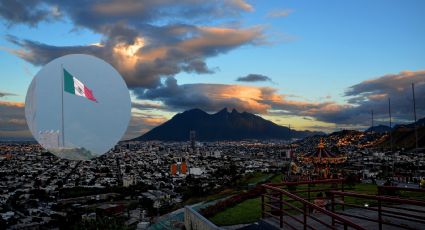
[1,1,425,230]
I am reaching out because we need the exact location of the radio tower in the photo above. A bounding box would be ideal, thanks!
[412,83,418,154]
[389,97,395,178]
[389,97,393,153]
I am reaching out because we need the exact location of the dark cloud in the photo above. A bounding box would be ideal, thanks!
[134,77,272,113]
[131,101,166,111]
[7,25,262,88]
[133,70,425,128]
[261,71,425,126]
[3,69,422,138]
[6,35,105,65]
[0,101,30,137]
[0,0,252,29]
[0,91,17,97]
[236,74,272,82]
[313,71,425,125]
[122,112,167,140]
[2,0,263,89]
[3,1,422,130]
[0,0,55,26]
[50,0,253,32]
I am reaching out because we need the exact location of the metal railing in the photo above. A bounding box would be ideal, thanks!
[268,179,346,205]
[262,180,425,230]
[262,182,366,230]
[377,185,425,195]
[327,190,425,230]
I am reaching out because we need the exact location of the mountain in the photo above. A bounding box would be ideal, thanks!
[417,117,425,126]
[135,108,323,141]
[365,125,392,133]
[310,118,425,151]
[393,117,425,129]
[374,125,425,150]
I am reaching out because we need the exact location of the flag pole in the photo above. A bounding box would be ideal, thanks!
[61,64,65,148]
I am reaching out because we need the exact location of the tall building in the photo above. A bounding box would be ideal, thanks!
[189,130,196,150]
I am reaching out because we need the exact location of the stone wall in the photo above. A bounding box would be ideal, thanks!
[184,206,222,230]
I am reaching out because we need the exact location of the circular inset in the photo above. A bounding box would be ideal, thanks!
[25,54,131,160]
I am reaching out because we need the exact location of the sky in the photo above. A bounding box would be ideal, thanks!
[0,0,425,140]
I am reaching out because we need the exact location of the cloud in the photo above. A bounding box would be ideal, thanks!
[134,77,276,113]
[122,112,167,140]
[345,71,425,100]
[134,70,425,128]
[0,0,60,26]
[3,0,264,89]
[2,1,423,131]
[134,77,333,117]
[1,0,255,28]
[0,0,265,139]
[0,100,30,137]
[131,101,166,111]
[264,70,425,126]
[7,25,263,88]
[236,74,272,82]
[310,71,425,125]
[0,91,17,97]
[3,70,422,138]
[267,9,293,18]
[228,0,254,12]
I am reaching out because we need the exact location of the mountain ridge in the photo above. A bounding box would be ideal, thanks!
[135,108,324,141]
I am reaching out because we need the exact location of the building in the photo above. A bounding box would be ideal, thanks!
[38,130,60,149]
[170,163,177,175]
[181,161,187,174]
[123,175,134,187]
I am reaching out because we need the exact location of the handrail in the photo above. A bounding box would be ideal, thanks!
[268,178,345,187]
[328,191,425,206]
[262,184,366,230]
[262,182,425,230]
[327,190,425,230]
[378,185,425,193]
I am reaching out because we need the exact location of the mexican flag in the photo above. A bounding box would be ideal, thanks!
[63,68,97,102]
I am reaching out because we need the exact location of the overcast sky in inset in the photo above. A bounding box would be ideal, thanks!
[26,54,131,156]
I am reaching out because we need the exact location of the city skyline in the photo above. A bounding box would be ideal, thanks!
[1,0,425,140]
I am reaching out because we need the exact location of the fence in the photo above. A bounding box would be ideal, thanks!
[328,188,425,230]
[262,179,366,230]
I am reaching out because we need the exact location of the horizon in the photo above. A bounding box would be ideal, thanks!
[1,0,425,140]
[3,106,422,142]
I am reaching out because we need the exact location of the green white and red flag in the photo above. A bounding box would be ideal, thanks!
[63,68,97,102]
